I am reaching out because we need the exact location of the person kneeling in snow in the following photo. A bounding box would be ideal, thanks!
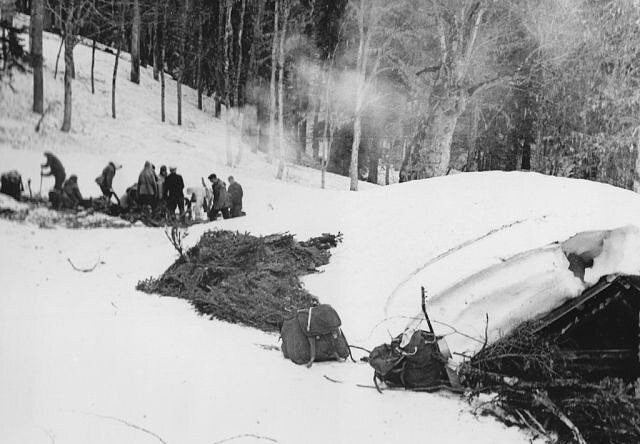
[60,175,87,209]
[227,176,244,218]
[95,161,122,204]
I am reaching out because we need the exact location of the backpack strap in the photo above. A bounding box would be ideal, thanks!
[340,329,357,363]
[306,335,316,368]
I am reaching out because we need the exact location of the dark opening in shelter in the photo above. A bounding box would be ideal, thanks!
[533,275,640,382]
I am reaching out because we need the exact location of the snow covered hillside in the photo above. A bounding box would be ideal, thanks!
[3,25,640,444]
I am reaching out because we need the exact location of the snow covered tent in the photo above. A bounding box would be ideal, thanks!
[391,224,640,370]
[533,275,640,382]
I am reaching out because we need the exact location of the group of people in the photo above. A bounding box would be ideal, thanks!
[35,152,245,221]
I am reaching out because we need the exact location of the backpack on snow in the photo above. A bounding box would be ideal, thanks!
[368,330,448,390]
[1,170,24,201]
[281,304,352,367]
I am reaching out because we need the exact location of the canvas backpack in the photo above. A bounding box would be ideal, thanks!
[369,330,448,390]
[1,170,23,201]
[281,304,351,367]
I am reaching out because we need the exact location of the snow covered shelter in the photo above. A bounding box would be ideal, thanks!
[533,275,640,382]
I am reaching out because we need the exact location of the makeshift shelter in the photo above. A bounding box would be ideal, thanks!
[533,275,640,382]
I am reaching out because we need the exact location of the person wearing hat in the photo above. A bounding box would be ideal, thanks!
[95,161,122,204]
[164,166,185,216]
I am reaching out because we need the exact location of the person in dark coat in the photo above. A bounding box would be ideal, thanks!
[207,173,230,220]
[163,166,185,216]
[41,151,66,191]
[227,176,243,218]
[60,175,84,209]
[95,161,121,202]
[137,161,158,207]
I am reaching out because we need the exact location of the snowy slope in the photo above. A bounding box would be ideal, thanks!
[3,23,640,444]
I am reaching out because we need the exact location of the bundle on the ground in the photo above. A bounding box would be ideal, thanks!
[369,330,448,390]
[137,230,342,332]
[459,322,640,444]
[281,304,351,366]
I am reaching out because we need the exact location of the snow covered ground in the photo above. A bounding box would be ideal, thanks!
[3,25,640,444]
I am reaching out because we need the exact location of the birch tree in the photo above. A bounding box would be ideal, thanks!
[268,0,279,163]
[275,0,290,179]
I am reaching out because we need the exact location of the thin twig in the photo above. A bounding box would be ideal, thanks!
[323,375,343,383]
[67,257,101,272]
[211,434,277,444]
[74,411,168,444]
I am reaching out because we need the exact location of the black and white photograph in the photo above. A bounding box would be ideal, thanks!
[2,0,640,442]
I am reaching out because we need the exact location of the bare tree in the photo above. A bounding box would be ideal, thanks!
[47,0,95,132]
[275,0,289,179]
[223,0,233,165]
[31,0,44,114]
[268,0,279,164]
[130,0,140,83]
[112,0,125,119]
[177,0,188,125]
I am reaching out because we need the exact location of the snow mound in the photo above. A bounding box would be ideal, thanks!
[0,193,29,213]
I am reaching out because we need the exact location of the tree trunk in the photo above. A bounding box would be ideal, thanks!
[385,155,390,185]
[235,112,245,165]
[367,137,379,184]
[31,0,44,114]
[401,3,484,180]
[112,6,125,120]
[160,1,167,122]
[234,0,247,107]
[130,0,140,83]
[223,0,233,166]
[268,0,279,164]
[152,2,159,81]
[350,114,362,190]
[635,133,640,193]
[248,0,264,78]
[61,32,73,132]
[112,44,121,119]
[401,93,466,179]
[54,37,63,79]
[349,0,369,191]
[91,38,96,94]
[297,118,305,163]
[276,0,289,180]
[177,0,188,126]
[196,18,203,110]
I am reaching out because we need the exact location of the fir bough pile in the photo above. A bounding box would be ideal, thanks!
[137,230,342,332]
[460,322,640,444]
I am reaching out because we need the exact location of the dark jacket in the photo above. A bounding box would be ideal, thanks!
[137,163,158,197]
[42,152,66,182]
[163,172,184,200]
[212,179,229,210]
[96,162,116,191]
[228,182,243,207]
[61,177,83,208]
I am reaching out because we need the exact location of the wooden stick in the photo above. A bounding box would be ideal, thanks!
[533,390,586,444]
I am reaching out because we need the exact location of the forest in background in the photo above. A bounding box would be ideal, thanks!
[2,0,640,191]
